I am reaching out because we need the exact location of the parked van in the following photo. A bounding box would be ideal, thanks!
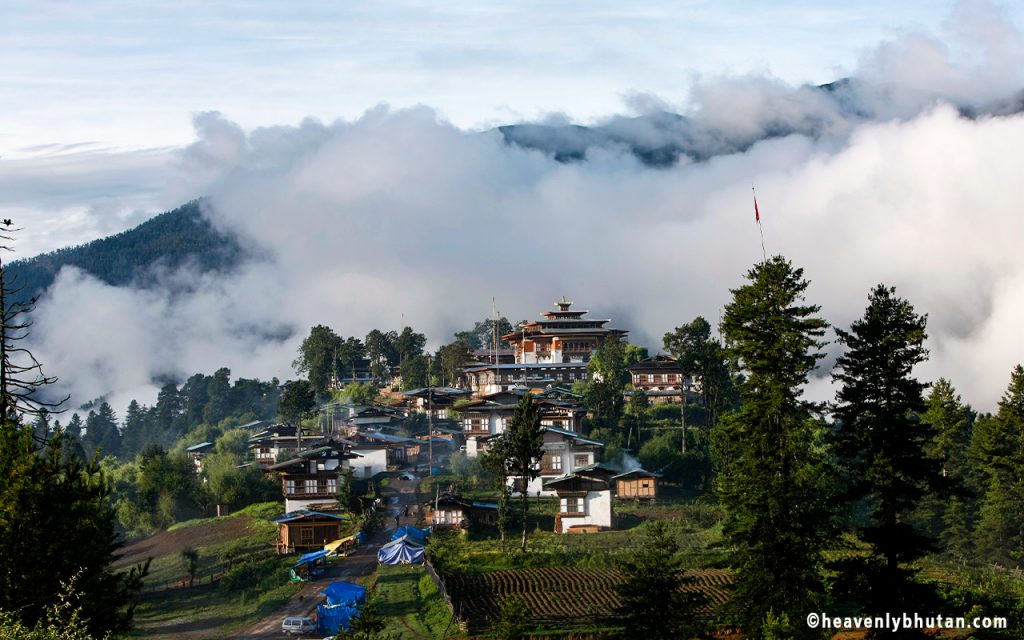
[281,616,317,635]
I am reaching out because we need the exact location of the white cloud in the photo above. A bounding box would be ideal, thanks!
[27,99,1024,412]
[15,0,1024,413]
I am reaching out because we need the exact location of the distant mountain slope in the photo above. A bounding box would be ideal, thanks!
[8,200,244,301]
[498,80,1024,166]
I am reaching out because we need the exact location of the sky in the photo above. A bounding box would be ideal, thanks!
[3,0,1024,413]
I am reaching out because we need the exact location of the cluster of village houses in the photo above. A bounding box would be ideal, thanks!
[187,299,691,553]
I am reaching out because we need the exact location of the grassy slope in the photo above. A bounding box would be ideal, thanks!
[128,503,303,639]
[374,565,461,639]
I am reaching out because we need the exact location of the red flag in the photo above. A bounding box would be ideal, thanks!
[754,194,760,223]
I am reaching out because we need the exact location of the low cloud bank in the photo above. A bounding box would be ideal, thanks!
[25,3,1024,412]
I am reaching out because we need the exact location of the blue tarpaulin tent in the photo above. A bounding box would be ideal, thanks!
[377,536,425,565]
[317,581,367,635]
[390,526,429,543]
[322,581,367,606]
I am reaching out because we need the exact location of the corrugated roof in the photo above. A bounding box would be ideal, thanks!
[272,509,350,524]
[611,468,661,480]
[542,426,604,447]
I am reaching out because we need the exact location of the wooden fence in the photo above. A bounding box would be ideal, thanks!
[423,558,468,635]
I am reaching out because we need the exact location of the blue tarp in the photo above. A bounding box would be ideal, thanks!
[391,526,429,543]
[294,549,330,567]
[387,533,425,547]
[318,602,360,635]
[317,582,367,634]
[322,581,367,606]
[377,538,425,565]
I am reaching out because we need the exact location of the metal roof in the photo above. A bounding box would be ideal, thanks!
[272,509,351,524]
[611,468,661,480]
[542,426,605,447]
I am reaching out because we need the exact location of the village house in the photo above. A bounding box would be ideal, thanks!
[328,357,373,388]
[344,439,390,478]
[402,387,472,421]
[514,426,604,497]
[626,354,695,404]
[348,431,421,468]
[470,348,515,364]
[248,423,320,464]
[612,468,660,501]
[454,389,586,458]
[185,441,214,473]
[424,493,500,529]
[271,509,350,554]
[463,298,627,396]
[263,442,361,512]
[544,469,615,533]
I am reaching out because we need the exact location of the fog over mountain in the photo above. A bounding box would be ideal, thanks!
[20,4,1024,412]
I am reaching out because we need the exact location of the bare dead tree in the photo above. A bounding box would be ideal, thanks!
[0,220,68,423]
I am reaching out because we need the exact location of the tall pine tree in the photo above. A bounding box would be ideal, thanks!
[613,521,706,640]
[918,379,975,559]
[501,393,543,554]
[832,285,943,636]
[714,256,834,639]
[82,403,120,459]
[973,365,1024,568]
[0,220,147,635]
[120,400,149,459]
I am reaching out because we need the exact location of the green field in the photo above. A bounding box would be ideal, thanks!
[374,565,462,639]
[125,503,305,639]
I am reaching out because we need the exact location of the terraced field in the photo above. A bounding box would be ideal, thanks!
[444,567,730,633]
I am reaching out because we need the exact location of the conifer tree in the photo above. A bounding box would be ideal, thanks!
[62,413,87,460]
[120,400,149,458]
[613,521,706,640]
[832,285,943,636]
[664,315,734,432]
[714,256,833,639]
[82,403,121,459]
[481,441,513,552]
[202,367,232,425]
[151,382,182,445]
[294,325,344,393]
[0,221,146,635]
[584,335,628,431]
[493,393,544,554]
[973,365,1024,568]
[918,379,975,559]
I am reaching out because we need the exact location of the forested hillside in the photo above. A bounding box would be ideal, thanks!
[7,200,244,302]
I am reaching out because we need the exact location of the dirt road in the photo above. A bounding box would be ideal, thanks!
[228,475,425,640]
[228,542,381,640]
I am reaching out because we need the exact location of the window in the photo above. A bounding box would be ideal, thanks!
[544,454,562,472]
[299,527,314,544]
[285,479,296,495]
[561,497,584,515]
[661,373,668,382]
[305,479,317,494]
[325,478,337,494]
[574,454,590,468]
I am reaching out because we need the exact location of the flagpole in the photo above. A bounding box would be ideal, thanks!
[753,186,767,263]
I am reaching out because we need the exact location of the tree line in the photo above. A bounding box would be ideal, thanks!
[693,257,1022,637]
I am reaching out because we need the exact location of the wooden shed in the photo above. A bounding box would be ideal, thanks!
[271,509,350,554]
[612,468,660,501]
